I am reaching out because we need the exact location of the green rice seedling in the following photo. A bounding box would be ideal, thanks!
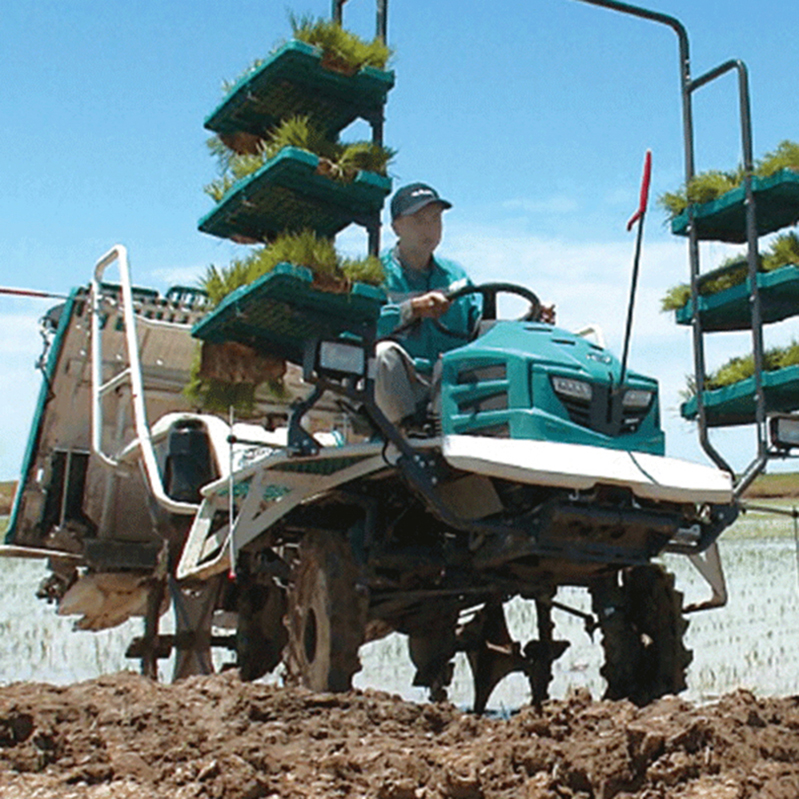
[686,170,740,206]
[659,140,799,221]
[266,230,341,283]
[289,13,392,71]
[340,254,385,286]
[657,189,689,219]
[660,284,692,312]
[203,137,270,201]
[203,154,268,201]
[757,140,799,177]
[706,353,756,390]
[686,340,799,395]
[203,176,234,203]
[659,169,743,219]
[762,231,799,271]
[229,152,268,180]
[660,258,749,312]
[336,141,396,178]
[200,261,252,307]
[207,135,237,174]
[660,232,799,313]
[199,231,359,308]
[263,115,336,161]
[200,253,273,307]
[221,59,264,94]
[205,116,393,202]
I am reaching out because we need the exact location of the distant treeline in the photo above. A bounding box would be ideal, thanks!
[745,472,799,499]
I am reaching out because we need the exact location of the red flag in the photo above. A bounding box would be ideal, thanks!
[626,149,652,232]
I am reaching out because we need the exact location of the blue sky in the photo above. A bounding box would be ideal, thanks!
[2,0,798,479]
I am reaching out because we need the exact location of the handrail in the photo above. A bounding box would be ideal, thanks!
[332,0,388,42]
[571,0,781,482]
[90,245,198,514]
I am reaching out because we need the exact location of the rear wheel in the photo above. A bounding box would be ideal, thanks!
[592,564,692,706]
[286,531,368,692]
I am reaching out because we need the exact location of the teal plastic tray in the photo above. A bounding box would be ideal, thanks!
[198,146,391,243]
[675,264,799,331]
[671,169,799,243]
[192,262,386,364]
[205,40,394,141]
[681,364,799,426]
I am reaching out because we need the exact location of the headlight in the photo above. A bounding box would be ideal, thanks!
[316,340,366,377]
[552,376,592,402]
[770,414,799,449]
[622,389,653,409]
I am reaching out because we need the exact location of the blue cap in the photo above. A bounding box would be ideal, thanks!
[390,183,452,221]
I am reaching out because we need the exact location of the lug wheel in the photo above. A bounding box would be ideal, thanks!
[592,564,692,706]
[286,531,368,692]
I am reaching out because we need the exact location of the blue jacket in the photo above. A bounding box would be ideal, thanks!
[377,248,482,373]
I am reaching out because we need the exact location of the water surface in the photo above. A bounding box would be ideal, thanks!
[3,508,799,710]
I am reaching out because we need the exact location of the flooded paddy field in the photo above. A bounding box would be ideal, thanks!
[2,506,799,710]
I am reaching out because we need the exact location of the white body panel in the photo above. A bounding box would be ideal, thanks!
[442,435,733,505]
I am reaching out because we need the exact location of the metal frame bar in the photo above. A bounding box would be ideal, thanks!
[331,0,390,257]
[90,245,198,515]
[573,0,767,493]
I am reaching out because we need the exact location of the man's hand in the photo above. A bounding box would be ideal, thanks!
[410,291,452,319]
[539,303,556,325]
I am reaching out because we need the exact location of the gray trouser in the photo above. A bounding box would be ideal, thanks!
[374,341,441,424]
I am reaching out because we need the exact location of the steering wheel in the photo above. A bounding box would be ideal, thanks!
[435,281,542,340]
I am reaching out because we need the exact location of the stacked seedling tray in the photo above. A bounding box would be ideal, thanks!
[675,264,799,332]
[192,263,386,364]
[671,169,799,243]
[676,170,799,426]
[198,147,390,242]
[195,30,394,362]
[205,40,394,141]
[199,38,394,245]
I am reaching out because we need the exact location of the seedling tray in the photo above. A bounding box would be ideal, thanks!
[671,169,799,243]
[680,364,799,427]
[205,40,394,141]
[198,147,391,243]
[192,262,386,364]
[675,264,799,331]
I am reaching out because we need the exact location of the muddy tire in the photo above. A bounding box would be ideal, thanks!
[592,564,692,706]
[286,531,368,692]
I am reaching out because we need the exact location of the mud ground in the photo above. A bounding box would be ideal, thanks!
[1,671,798,798]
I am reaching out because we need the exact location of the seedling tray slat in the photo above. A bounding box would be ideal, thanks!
[680,364,799,427]
[205,40,394,141]
[198,147,391,243]
[671,169,799,243]
[192,262,386,364]
[675,264,799,331]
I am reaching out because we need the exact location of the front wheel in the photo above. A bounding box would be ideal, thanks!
[286,531,368,692]
[592,565,692,706]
